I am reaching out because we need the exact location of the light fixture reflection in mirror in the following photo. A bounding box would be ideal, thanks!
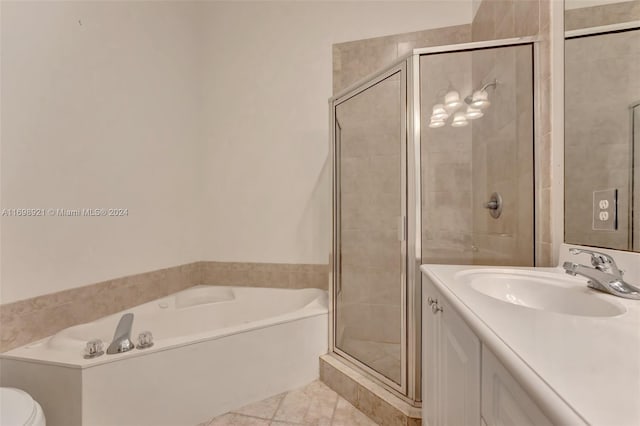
[451,112,469,127]
[431,104,449,120]
[444,90,463,110]
[469,90,490,109]
[465,106,484,120]
[429,119,446,128]
[428,79,497,128]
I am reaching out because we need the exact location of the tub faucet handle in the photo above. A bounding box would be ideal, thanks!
[137,331,154,349]
[84,339,105,359]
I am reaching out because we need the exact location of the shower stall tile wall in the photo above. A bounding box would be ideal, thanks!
[472,0,553,265]
[333,24,471,94]
[565,0,640,31]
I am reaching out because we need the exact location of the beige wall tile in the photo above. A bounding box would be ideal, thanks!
[333,24,471,95]
[1,261,328,352]
[494,1,515,39]
[0,262,202,352]
[200,262,328,290]
[320,358,360,406]
[472,0,496,41]
[357,388,406,426]
[406,417,422,426]
[472,0,552,266]
[514,0,540,36]
[565,1,640,31]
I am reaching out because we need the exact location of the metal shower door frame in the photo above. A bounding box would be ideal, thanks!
[330,60,409,396]
[329,36,539,404]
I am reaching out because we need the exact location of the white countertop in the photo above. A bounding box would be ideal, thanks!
[421,264,640,426]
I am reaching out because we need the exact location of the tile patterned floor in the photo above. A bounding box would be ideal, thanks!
[197,380,378,426]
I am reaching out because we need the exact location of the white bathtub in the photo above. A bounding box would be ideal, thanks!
[0,286,329,426]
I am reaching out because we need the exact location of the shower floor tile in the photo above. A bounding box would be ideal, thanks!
[197,380,378,426]
[338,337,401,384]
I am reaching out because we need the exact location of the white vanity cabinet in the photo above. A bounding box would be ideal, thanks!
[422,279,481,426]
[422,277,552,426]
[482,347,553,426]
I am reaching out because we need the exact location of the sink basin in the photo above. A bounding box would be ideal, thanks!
[455,269,626,317]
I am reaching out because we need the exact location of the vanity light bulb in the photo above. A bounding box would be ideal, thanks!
[470,90,490,109]
[465,106,484,120]
[431,104,449,120]
[451,112,468,127]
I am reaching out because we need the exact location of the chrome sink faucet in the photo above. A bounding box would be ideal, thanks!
[106,313,135,354]
[563,248,640,300]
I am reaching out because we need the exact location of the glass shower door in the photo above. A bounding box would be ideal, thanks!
[333,64,406,389]
[420,44,535,266]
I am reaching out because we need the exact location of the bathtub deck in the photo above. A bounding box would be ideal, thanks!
[198,381,378,426]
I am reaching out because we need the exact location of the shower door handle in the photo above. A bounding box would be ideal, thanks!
[398,216,407,241]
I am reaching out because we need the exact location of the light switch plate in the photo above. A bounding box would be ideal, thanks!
[592,188,618,231]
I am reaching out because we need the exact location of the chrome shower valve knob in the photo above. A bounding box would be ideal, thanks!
[136,331,154,349]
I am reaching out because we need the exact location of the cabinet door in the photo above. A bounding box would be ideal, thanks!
[423,277,481,426]
[439,295,481,426]
[423,280,441,426]
[482,346,552,426]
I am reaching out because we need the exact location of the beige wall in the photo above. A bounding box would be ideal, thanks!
[199,1,473,266]
[1,1,204,304]
[1,1,474,304]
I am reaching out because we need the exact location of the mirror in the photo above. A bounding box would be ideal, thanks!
[564,0,640,252]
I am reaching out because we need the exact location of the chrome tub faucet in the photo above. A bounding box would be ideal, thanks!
[563,248,640,300]
[106,313,135,354]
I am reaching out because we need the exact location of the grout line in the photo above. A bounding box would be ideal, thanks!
[329,393,341,425]
[230,412,269,420]
[232,412,277,422]
[270,391,288,421]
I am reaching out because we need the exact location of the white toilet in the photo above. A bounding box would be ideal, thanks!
[0,387,46,426]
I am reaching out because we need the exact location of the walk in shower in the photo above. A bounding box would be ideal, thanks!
[330,38,538,403]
